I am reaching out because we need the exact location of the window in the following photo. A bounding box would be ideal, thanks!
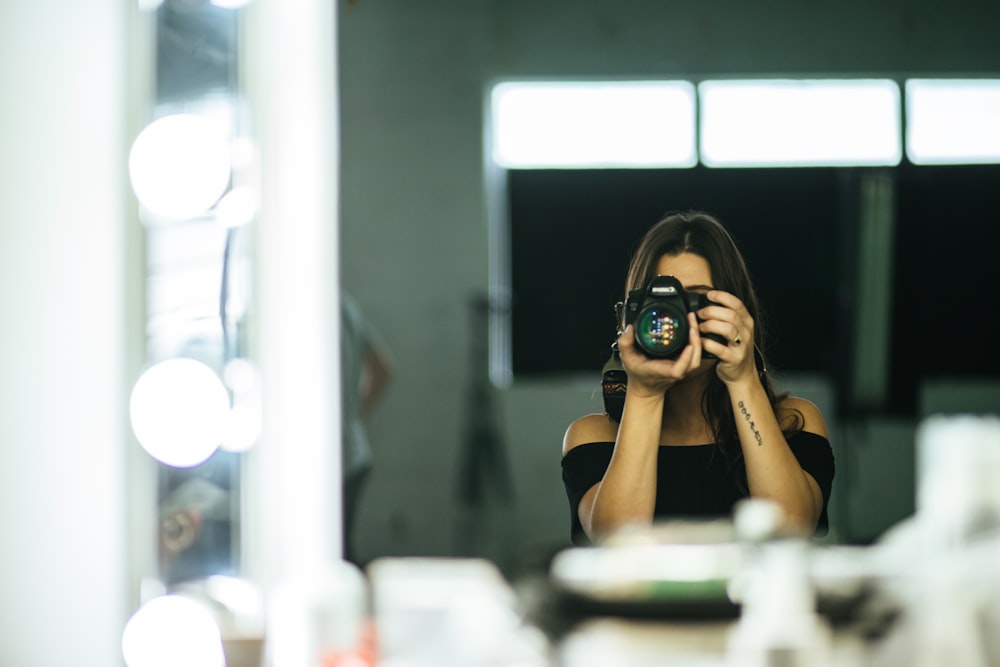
[698,79,901,167]
[906,79,1000,165]
[490,81,696,168]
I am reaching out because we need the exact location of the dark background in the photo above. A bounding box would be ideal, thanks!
[509,164,1000,415]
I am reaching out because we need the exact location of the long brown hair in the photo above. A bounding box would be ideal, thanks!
[623,210,800,489]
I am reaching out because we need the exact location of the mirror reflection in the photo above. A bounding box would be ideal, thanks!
[136,0,252,586]
[336,1,1000,578]
[145,0,1000,587]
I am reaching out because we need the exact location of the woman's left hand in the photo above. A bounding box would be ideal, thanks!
[698,290,757,385]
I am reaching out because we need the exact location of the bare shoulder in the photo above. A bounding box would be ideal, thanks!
[562,413,619,456]
[777,396,830,439]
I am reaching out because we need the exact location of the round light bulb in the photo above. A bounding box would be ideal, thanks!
[129,358,230,468]
[122,595,225,667]
[129,114,232,220]
[215,186,259,228]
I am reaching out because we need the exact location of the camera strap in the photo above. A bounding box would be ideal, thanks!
[601,347,627,423]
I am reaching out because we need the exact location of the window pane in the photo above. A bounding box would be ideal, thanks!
[906,79,1000,165]
[699,79,901,167]
[491,81,696,168]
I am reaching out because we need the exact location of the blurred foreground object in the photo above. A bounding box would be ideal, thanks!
[868,414,1000,666]
[368,557,550,667]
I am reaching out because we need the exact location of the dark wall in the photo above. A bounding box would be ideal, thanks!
[890,164,1000,411]
[511,167,845,376]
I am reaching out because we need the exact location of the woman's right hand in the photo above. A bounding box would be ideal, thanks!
[617,312,703,398]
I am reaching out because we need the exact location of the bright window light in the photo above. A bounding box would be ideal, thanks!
[699,79,901,167]
[906,79,1000,165]
[491,81,697,168]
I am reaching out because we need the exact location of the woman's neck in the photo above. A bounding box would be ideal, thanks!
[660,373,715,445]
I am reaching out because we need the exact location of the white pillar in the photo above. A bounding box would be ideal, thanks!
[242,0,342,589]
[0,1,141,665]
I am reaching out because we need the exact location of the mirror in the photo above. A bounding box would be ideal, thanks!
[132,1,1000,583]
[336,2,1000,573]
[134,0,254,586]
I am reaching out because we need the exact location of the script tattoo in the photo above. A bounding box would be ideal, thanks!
[738,400,764,447]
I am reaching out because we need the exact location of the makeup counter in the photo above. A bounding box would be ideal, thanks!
[135,415,1000,667]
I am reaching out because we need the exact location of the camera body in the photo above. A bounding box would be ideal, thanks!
[622,275,724,359]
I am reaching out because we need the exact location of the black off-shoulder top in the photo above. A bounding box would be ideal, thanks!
[561,431,835,545]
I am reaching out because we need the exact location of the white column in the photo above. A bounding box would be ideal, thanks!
[242,0,342,589]
[0,1,141,665]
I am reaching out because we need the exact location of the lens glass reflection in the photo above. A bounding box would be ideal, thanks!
[638,309,682,354]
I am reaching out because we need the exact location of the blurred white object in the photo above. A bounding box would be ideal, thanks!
[173,576,266,667]
[910,415,1000,667]
[726,538,832,667]
[917,414,1000,547]
[368,557,550,667]
[732,499,786,543]
[560,618,728,667]
[866,415,1000,667]
[122,594,226,667]
[267,560,369,667]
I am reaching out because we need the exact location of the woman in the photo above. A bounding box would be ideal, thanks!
[561,210,834,545]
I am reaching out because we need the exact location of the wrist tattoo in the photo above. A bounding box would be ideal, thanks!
[738,400,764,447]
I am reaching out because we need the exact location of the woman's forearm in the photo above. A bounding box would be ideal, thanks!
[727,381,822,528]
[585,393,663,538]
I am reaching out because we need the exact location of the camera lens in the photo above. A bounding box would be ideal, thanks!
[636,307,686,357]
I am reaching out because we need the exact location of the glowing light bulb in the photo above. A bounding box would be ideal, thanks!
[129,358,230,468]
[222,403,262,453]
[223,358,259,393]
[129,114,232,220]
[122,595,225,667]
[219,358,262,452]
[215,186,259,228]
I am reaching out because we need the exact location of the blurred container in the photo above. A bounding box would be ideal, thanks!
[917,414,1000,547]
[368,557,550,667]
[266,560,370,667]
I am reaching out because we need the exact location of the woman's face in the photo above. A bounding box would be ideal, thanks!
[655,252,714,294]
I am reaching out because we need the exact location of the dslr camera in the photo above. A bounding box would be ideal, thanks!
[622,275,725,359]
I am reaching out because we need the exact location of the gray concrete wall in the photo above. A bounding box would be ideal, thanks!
[338,0,1000,571]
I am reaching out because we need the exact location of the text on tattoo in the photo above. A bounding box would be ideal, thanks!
[738,400,764,447]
